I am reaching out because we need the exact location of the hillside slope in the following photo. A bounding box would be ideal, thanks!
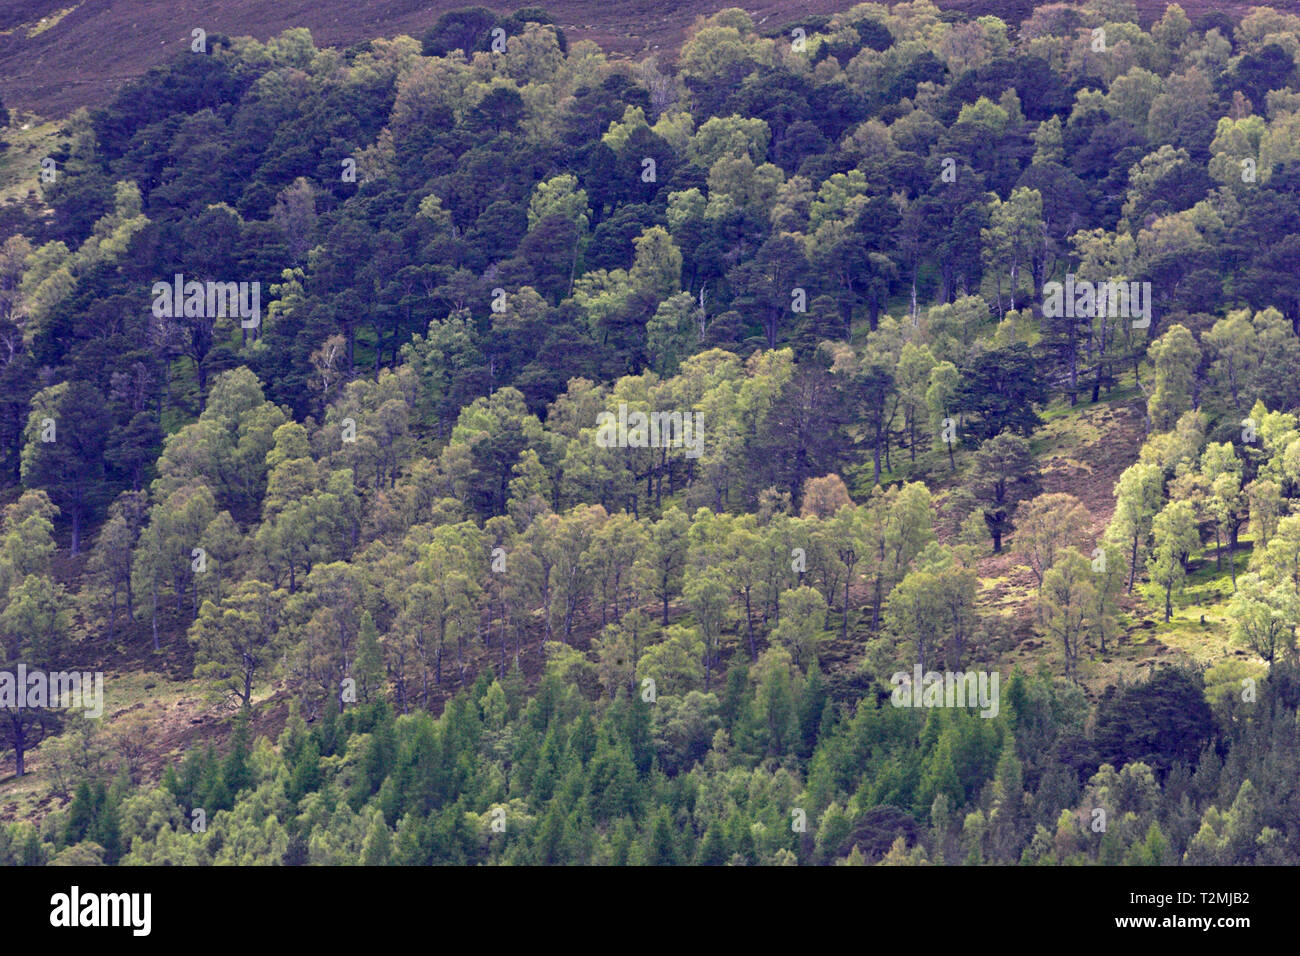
[0,0,1279,117]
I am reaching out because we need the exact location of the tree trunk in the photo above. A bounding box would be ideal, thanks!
[842,576,852,642]
[1128,535,1139,591]
[744,589,756,661]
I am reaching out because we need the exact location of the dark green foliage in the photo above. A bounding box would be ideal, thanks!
[1094,668,1217,775]
[421,8,500,58]
[64,781,123,864]
[954,342,1046,441]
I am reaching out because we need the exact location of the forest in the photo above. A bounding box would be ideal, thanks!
[2,0,1300,866]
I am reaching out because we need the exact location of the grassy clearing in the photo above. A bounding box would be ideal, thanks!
[1139,542,1256,666]
[0,670,189,818]
[0,665,285,823]
[0,112,63,203]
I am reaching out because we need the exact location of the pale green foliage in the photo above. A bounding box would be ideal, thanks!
[527,173,590,232]
[1226,572,1298,669]
[1147,499,1199,621]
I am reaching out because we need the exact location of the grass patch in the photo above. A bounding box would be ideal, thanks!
[0,112,63,204]
[29,6,80,38]
[1137,545,1255,665]
[0,666,279,823]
